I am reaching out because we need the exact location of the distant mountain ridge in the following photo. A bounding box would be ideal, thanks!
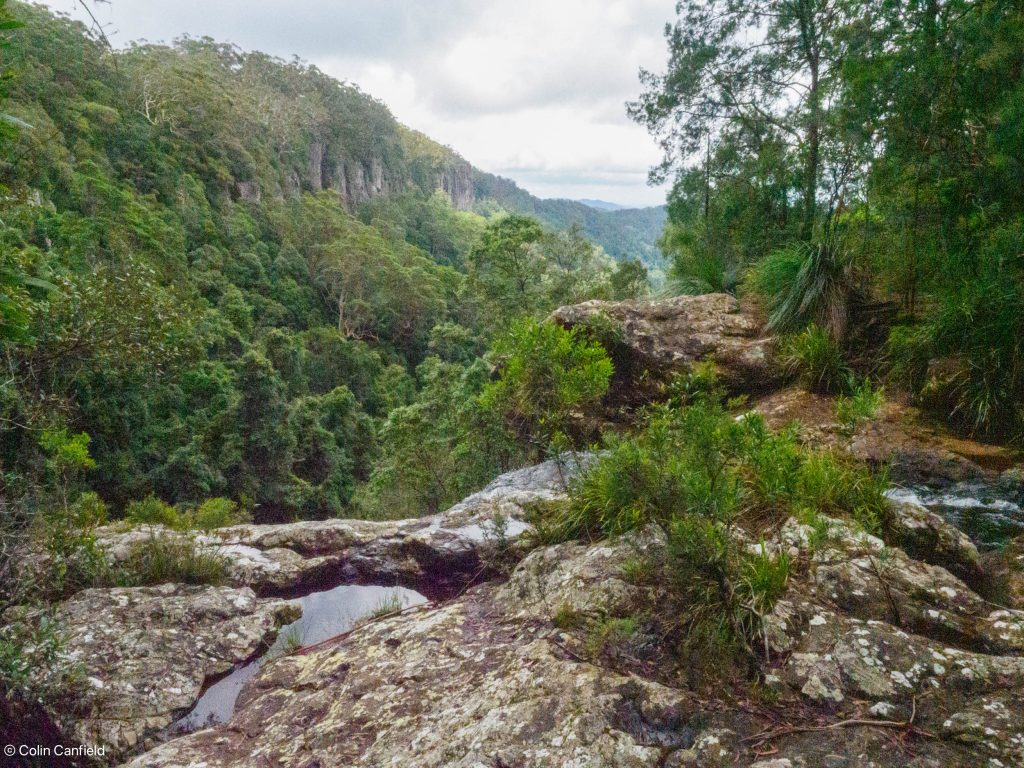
[577,199,627,211]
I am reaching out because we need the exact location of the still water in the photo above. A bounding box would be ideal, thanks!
[173,583,427,732]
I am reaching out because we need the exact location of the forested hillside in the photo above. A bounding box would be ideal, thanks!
[0,1,648,531]
[632,0,1024,441]
[472,172,667,268]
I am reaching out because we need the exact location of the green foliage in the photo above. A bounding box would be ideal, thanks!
[0,612,81,707]
[481,319,612,456]
[117,535,229,588]
[780,325,852,394]
[747,237,855,342]
[610,259,649,299]
[637,0,1024,442]
[547,389,886,678]
[836,378,884,435]
[125,495,184,530]
[192,497,249,530]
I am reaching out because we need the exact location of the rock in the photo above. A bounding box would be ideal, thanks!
[886,499,984,587]
[90,456,588,599]
[810,539,1023,654]
[113,510,1024,768]
[752,387,1007,487]
[26,584,297,760]
[496,528,663,622]
[123,586,698,768]
[940,691,1024,765]
[983,536,1024,610]
[551,293,777,398]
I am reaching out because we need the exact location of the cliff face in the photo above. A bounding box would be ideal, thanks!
[284,136,477,211]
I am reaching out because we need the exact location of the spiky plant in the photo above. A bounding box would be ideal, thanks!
[748,232,856,342]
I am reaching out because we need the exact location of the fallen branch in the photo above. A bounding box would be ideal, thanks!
[742,697,931,748]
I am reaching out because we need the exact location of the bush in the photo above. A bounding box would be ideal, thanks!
[192,497,249,530]
[746,235,855,341]
[481,318,612,455]
[548,387,887,681]
[890,275,1024,439]
[125,495,185,529]
[835,378,884,434]
[781,324,851,394]
[118,535,228,587]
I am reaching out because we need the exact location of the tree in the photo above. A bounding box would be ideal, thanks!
[610,259,649,300]
[629,0,851,241]
[469,215,546,317]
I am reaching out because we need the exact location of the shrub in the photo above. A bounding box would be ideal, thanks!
[0,612,82,707]
[896,275,1024,439]
[548,386,888,681]
[781,324,851,394]
[192,497,249,530]
[481,318,612,455]
[746,234,856,341]
[125,495,185,529]
[835,378,884,434]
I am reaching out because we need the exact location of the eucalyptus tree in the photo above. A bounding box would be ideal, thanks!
[629,0,853,241]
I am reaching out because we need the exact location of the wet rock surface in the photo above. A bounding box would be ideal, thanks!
[753,388,1021,487]
[552,293,778,398]
[30,585,297,760]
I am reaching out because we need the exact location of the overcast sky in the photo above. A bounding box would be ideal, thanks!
[41,0,673,208]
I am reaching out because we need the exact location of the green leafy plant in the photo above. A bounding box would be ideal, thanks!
[481,318,612,456]
[192,497,249,530]
[781,324,852,394]
[125,495,185,529]
[836,378,884,434]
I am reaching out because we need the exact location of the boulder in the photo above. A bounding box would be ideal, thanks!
[551,293,777,397]
[25,584,297,759]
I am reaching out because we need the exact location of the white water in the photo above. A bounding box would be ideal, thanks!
[885,481,1024,548]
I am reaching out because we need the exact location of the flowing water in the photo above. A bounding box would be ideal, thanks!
[886,480,1024,550]
[172,584,427,733]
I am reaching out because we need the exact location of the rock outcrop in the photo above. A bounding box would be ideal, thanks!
[551,293,778,400]
[123,497,1024,768]
[25,585,297,759]
[88,456,585,599]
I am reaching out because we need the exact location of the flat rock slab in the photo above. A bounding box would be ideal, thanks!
[40,584,297,758]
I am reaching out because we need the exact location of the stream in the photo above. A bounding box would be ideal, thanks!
[172,584,427,733]
[886,479,1024,550]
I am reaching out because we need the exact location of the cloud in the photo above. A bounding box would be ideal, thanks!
[42,0,673,207]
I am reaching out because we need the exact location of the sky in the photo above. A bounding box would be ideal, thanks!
[41,0,674,208]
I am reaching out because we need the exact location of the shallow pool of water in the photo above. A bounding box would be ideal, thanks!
[172,583,427,733]
[886,481,1024,550]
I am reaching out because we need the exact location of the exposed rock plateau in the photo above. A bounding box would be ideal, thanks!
[123,503,1024,768]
